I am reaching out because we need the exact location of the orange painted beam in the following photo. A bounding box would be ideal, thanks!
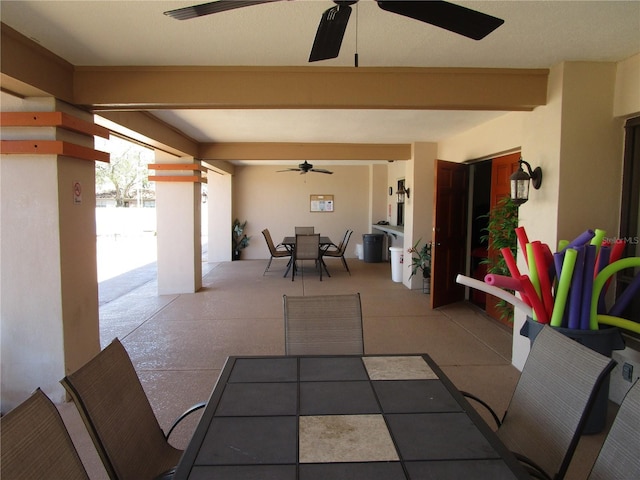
[0,140,109,162]
[0,112,110,138]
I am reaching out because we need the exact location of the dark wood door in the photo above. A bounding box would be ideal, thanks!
[431,160,469,308]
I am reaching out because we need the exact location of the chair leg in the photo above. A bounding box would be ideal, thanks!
[341,256,351,275]
[263,256,273,275]
[321,258,331,277]
[284,258,293,277]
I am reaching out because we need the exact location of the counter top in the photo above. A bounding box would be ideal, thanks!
[372,224,404,237]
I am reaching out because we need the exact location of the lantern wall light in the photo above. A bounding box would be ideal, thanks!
[397,185,410,203]
[510,158,542,205]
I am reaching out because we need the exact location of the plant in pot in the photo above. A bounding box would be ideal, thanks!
[408,239,432,293]
[479,196,519,322]
[232,219,250,260]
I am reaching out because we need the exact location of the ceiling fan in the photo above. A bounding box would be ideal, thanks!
[164,0,504,62]
[277,161,334,174]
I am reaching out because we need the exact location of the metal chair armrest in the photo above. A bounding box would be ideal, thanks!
[513,452,553,480]
[460,391,502,428]
[165,402,206,440]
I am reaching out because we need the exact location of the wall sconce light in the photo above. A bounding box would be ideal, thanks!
[510,158,542,205]
[397,185,410,203]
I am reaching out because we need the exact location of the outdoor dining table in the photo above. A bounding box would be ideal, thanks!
[173,354,529,480]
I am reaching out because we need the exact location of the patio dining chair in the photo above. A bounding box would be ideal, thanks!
[283,293,364,355]
[295,226,314,234]
[322,229,353,275]
[292,233,322,281]
[1,388,90,480]
[61,338,205,480]
[461,325,616,480]
[587,379,640,480]
[261,228,292,276]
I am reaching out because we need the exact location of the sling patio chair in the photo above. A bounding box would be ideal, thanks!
[587,379,639,480]
[292,233,322,281]
[322,229,353,275]
[1,388,90,480]
[283,293,364,355]
[61,338,205,480]
[461,325,616,480]
[294,226,314,234]
[261,228,292,276]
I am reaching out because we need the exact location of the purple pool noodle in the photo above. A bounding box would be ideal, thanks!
[596,245,611,314]
[580,245,597,330]
[609,271,640,317]
[567,246,585,329]
[553,251,565,285]
[564,229,595,250]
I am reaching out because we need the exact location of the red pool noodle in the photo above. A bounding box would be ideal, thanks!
[520,274,549,324]
[532,241,554,318]
[500,247,531,306]
[484,274,523,292]
[515,227,529,263]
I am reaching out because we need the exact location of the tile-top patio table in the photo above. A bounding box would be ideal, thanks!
[173,355,529,480]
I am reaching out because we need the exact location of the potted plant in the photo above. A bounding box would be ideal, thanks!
[408,239,432,293]
[479,196,518,321]
[232,219,250,260]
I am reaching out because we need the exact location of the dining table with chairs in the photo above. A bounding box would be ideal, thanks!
[282,234,335,280]
[173,353,530,480]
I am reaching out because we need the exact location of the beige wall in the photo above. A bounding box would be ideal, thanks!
[232,164,371,260]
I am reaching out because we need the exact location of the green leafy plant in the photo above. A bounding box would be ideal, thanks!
[408,239,432,279]
[479,196,519,321]
[232,219,250,260]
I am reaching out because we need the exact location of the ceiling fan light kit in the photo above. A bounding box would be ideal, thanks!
[165,0,504,62]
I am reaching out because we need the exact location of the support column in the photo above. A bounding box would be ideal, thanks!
[149,152,203,294]
[207,170,232,262]
[1,94,107,410]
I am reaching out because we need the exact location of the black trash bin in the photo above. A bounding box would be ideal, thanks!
[362,234,384,263]
[520,318,625,434]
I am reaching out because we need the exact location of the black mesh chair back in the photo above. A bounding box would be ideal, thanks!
[1,388,90,480]
[283,293,364,355]
[292,233,321,281]
[261,228,291,275]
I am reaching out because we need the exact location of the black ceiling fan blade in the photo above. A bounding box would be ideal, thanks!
[164,0,282,20]
[309,5,352,62]
[311,168,334,174]
[277,168,303,172]
[377,0,504,40]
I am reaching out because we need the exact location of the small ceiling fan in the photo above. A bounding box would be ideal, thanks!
[164,0,504,62]
[277,161,333,175]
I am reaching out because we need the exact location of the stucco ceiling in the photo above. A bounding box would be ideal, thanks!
[2,1,639,151]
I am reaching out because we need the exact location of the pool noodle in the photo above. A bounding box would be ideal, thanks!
[553,251,565,291]
[532,241,554,319]
[515,227,529,263]
[567,246,585,329]
[550,248,577,328]
[595,245,611,313]
[520,274,549,323]
[590,229,606,256]
[526,243,541,298]
[565,229,595,250]
[501,247,521,278]
[609,271,640,317]
[598,315,640,335]
[605,239,627,290]
[590,257,640,330]
[455,275,533,317]
[484,274,523,291]
[579,245,597,330]
[558,239,569,252]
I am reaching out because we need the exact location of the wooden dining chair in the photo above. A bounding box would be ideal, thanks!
[461,325,616,480]
[295,226,314,234]
[322,229,353,275]
[587,379,640,480]
[1,388,90,480]
[283,293,364,355]
[292,233,321,281]
[261,228,292,276]
[61,338,205,480]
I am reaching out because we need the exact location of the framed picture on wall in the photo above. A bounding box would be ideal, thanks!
[310,194,334,212]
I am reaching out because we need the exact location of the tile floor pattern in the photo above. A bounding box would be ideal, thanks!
[57,256,616,480]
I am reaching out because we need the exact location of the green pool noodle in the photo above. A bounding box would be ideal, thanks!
[526,243,541,298]
[590,229,606,256]
[591,257,640,330]
[550,248,577,327]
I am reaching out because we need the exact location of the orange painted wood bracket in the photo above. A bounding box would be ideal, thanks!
[1,140,110,163]
[0,112,110,139]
